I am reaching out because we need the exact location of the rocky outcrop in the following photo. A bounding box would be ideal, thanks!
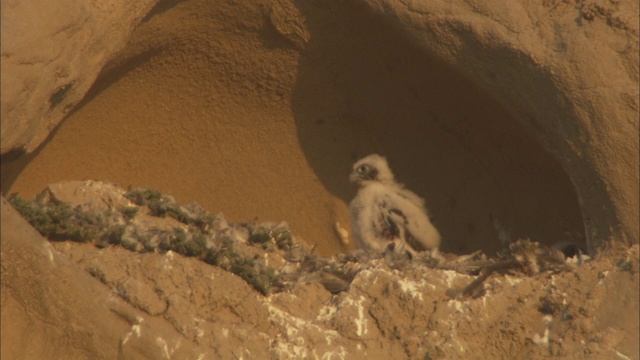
[0,0,158,156]
[1,0,636,257]
[2,1,638,358]
[2,182,639,359]
[361,0,639,254]
[0,195,212,359]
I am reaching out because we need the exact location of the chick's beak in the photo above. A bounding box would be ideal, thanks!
[349,171,360,184]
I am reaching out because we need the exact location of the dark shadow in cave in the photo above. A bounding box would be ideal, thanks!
[289,1,586,255]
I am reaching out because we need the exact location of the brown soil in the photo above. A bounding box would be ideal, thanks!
[1,182,638,359]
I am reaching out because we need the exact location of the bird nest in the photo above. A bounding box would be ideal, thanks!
[8,182,586,297]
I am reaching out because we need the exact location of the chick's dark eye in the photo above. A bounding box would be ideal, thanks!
[357,165,369,174]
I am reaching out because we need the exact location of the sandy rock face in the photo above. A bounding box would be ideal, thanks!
[2,2,638,358]
[2,182,638,359]
[1,0,637,256]
[0,196,212,359]
[0,0,158,156]
[361,0,639,251]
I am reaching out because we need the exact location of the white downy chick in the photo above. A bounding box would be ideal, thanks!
[349,154,441,256]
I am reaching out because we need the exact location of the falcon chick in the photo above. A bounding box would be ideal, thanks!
[349,154,441,256]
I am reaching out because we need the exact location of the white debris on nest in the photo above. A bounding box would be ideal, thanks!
[343,266,382,292]
[344,295,369,337]
[395,277,431,301]
[439,269,470,288]
[531,315,553,347]
[42,242,55,264]
[393,266,475,301]
[502,274,524,287]
[566,253,591,265]
[162,250,175,270]
[314,346,348,360]
[447,299,467,314]
[597,270,609,285]
[263,301,345,359]
[450,328,469,354]
[615,350,632,360]
[155,336,182,359]
[193,318,206,341]
[121,316,144,346]
[315,292,370,340]
[315,303,339,322]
